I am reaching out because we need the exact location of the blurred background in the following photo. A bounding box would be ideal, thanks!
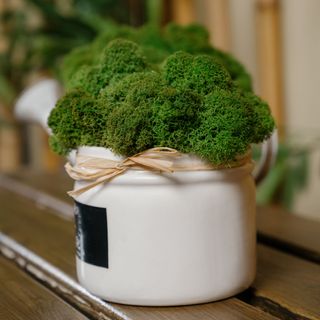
[0,0,319,221]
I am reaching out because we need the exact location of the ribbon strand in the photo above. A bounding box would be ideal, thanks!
[65,147,250,197]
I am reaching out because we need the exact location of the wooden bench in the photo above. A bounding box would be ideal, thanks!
[0,171,319,320]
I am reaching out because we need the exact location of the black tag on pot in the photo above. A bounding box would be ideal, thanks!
[74,200,108,268]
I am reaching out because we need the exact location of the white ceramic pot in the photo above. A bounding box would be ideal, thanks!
[14,79,277,306]
[73,147,256,306]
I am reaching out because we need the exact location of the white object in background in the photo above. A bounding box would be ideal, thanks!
[14,79,62,133]
[74,146,256,306]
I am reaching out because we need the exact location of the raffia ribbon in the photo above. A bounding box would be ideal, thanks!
[65,147,251,197]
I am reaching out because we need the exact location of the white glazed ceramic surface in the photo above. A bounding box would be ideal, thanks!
[74,147,256,306]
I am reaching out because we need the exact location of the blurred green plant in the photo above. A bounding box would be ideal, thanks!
[0,0,138,110]
[256,142,310,211]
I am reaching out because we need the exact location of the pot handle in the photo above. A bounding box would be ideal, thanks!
[253,130,278,185]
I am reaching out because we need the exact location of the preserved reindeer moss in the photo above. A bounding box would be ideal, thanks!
[49,39,275,165]
[163,53,232,95]
[152,88,203,152]
[60,45,94,86]
[99,39,147,76]
[68,39,148,96]
[101,72,162,155]
[59,23,252,92]
[48,89,105,154]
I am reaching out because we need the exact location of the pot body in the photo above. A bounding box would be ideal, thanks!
[73,147,256,306]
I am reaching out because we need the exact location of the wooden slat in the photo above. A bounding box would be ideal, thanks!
[7,170,73,201]
[171,0,195,25]
[0,233,133,320]
[7,171,320,262]
[252,245,320,320]
[255,0,284,136]
[0,187,76,277]
[0,188,277,320]
[0,125,21,173]
[2,173,320,319]
[257,206,320,263]
[117,298,277,320]
[0,256,88,320]
[202,0,231,51]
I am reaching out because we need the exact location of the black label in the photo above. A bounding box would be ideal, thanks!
[74,200,108,268]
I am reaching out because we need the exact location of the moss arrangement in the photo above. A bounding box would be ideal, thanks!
[49,38,275,165]
[59,23,252,92]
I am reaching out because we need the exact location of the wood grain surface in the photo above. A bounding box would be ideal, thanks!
[2,172,320,319]
[257,206,320,263]
[117,298,278,320]
[0,187,277,320]
[0,256,88,320]
[7,171,320,260]
[7,171,73,201]
[0,187,77,277]
[252,245,320,320]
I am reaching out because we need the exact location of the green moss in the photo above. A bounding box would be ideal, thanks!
[59,22,252,92]
[66,39,150,97]
[163,52,232,95]
[48,135,70,156]
[244,92,276,143]
[99,39,147,74]
[49,40,275,165]
[161,23,252,91]
[153,88,203,152]
[100,72,164,155]
[91,25,138,55]
[163,23,211,54]
[66,65,101,96]
[189,89,254,164]
[212,49,252,92]
[48,89,105,154]
[104,101,154,156]
[59,45,94,86]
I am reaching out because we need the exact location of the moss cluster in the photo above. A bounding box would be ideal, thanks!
[49,38,275,165]
[59,22,252,92]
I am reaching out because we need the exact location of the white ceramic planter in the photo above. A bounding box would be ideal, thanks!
[14,79,277,306]
[73,147,256,306]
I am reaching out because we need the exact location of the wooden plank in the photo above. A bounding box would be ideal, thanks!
[0,124,21,173]
[248,244,320,320]
[202,0,231,51]
[3,173,320,318]
[257,205,320,263]
[255,0,284,137]
[171,0,196,25]
[0,174,74,220]
[117,298,277,320]
[1,234,277,320]
[6,170,73,202]
[0,233,133,320]
[6,171,320,262]
[0,188,277,320]
[0,187,76,277]
[0,255,88,320]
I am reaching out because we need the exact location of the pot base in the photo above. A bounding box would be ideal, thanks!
[76,257,256,306]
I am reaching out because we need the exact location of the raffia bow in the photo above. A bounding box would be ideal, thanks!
[65,147,250,197]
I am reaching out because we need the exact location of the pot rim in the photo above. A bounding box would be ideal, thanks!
[72,146,254,187]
